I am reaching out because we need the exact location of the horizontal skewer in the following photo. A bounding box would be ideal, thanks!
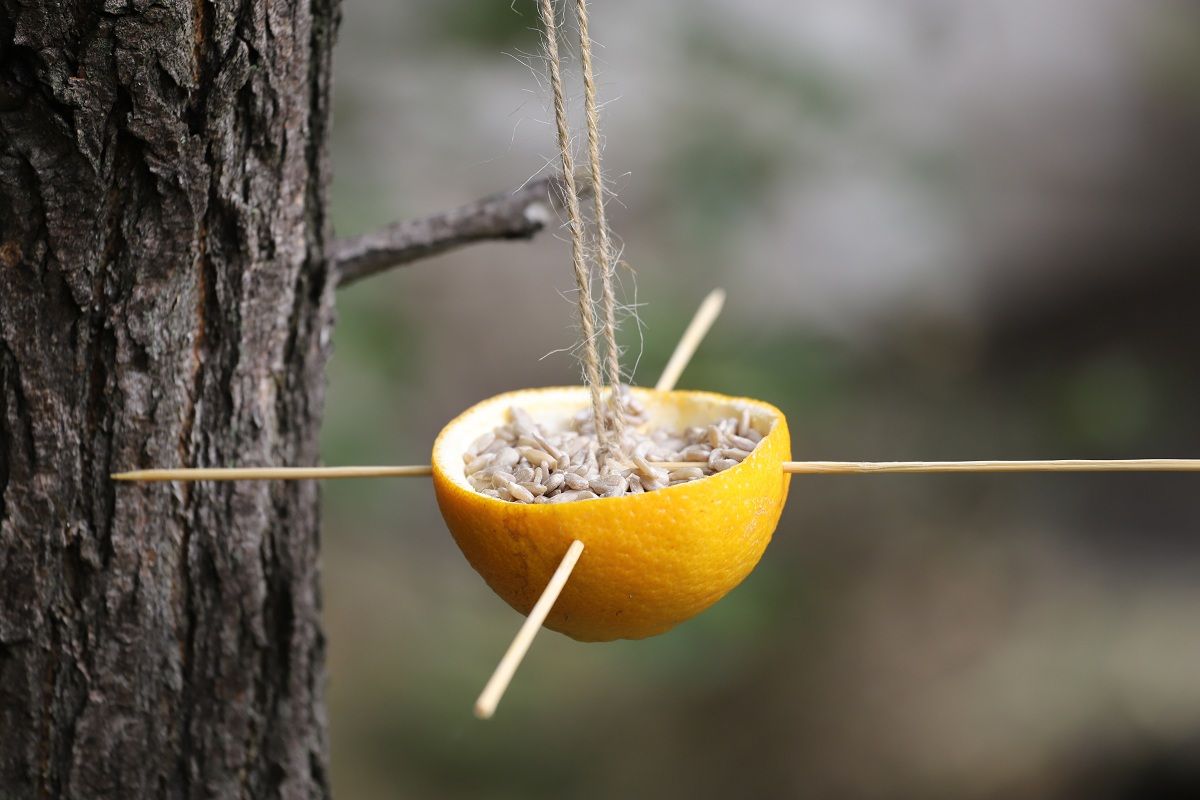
[112,459,1200,483]
[782,459,1200,474]
[110,465,433,481]
[650,459,1200,474]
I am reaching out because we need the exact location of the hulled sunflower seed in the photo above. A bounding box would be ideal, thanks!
[728,434,757,452]
[494,447,520,468]
[549,489,599,504]
[589,474,628,498]
[506,481,535,503]
[563,471,590,491]
[465,453,496,475]
[668,467,705,482]
[468,432,495,456]
[519,447,556,470]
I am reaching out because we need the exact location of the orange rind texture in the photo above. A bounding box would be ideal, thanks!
[432,387,791,642]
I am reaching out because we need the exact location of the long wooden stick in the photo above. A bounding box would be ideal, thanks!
[655,289,726,392]
[113,458,1200,483]
[110,465,432,482]
[780,459,1200,474]
[474,539,585,719]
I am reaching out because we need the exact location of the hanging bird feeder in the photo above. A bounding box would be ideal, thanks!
[432,385,791,643]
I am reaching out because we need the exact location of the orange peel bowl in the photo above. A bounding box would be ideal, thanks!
[431,387,791,642]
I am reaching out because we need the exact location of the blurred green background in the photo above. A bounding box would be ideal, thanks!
[322,1,1200,797]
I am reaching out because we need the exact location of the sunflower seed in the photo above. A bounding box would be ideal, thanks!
[493,447,520,468]
[563,472,590,491]
[465,453,496,475]
[728,434,757,451]
[549,489,599,504]
[506,481,535,503]
[706,426,722,448]
[669,467,705,482]
[589,474,628,498]
[468,432,495,456]
[519,447,556,470]
[679,445,711,462]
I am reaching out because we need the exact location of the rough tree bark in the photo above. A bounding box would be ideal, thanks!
[1,0,339,796]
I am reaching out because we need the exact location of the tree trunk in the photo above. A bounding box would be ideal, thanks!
[0,0,339,796]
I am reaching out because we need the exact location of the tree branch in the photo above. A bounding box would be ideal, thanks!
[332,174,589,287]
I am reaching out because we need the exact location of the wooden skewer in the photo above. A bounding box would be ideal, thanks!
[779,459,1200,474]
[655,288,725,392]
[110,465,432,482]
[112,458,1200,483]
[474,539,585,719]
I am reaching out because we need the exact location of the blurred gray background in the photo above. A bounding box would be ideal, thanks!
[323,1,1200,797]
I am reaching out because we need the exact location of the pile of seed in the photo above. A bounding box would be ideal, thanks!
[462,393,763,504]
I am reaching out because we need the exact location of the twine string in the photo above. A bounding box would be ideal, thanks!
[573,0,625,452]
[536,0,610,451]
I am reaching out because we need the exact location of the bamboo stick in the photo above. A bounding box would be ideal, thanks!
[655,289,725,392]
[779,459,1200,474]
[474,539,585,719]
[110,465,432,482]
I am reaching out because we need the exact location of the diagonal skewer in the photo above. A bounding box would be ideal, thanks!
[473,539,585,719]
[655,289,725,392]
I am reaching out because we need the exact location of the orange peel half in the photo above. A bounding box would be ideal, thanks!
[431,387,791,641]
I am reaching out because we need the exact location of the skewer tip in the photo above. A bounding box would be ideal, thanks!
[473,538,586,720]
